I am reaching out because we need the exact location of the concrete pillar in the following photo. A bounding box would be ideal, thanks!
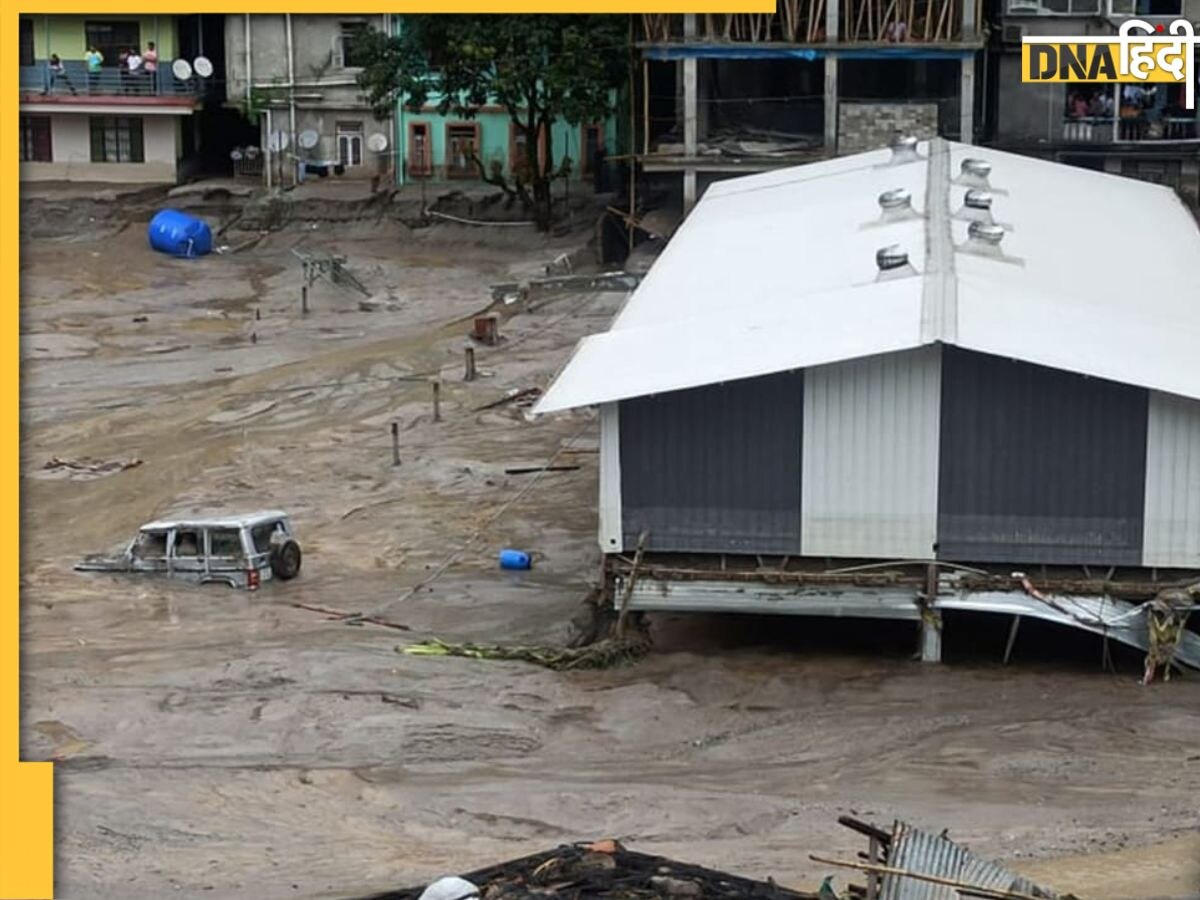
[959,54,975,144]
[920,608,943,663]
[962,0,976,39]
[824,58,839,155]
[825,0,840,155]
[682,14,699,212]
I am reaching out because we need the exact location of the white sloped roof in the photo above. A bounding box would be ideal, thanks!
[534,139,1200,414]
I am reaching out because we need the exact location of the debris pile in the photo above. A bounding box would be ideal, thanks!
[40,456,143,480]
[360,840,817,900]
[400,634,651,671]
[817,817,1067,900]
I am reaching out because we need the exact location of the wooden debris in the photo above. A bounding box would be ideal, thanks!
[504,465,581,475]
[399,634,651,671]
[291,602,411,632]
[42,456,143,477]
[473,387,543,413]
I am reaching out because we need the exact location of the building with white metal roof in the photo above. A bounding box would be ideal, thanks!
[536,137,1200,667]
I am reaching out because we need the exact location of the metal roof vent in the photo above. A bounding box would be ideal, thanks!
[954,188,996,225]
[888,134,922,165]
[960,158,992,187]
[876,244,918,280]
[877,188,919,222]
[958,220,1023,266]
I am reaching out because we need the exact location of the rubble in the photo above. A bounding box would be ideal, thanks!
[360,841,817,900]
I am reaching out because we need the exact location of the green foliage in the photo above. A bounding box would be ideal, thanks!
[354,16,628,228]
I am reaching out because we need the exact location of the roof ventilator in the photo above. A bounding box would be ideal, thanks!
[958,158,992,189]
[954,188,996,225]
[957,220,1024,266]
[887,134,922,165]
[875,244,918,281]
[877,188,920,223]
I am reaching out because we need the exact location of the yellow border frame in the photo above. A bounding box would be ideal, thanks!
[2,2,766,897]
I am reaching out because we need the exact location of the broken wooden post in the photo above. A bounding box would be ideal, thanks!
[255,307,261,321]
[463,344,476,382]
[431,379,442,422]
[391,421,400,467]
[301,261,310,314]
[920,563,943,663]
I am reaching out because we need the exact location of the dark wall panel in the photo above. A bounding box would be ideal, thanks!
[620,372,803,554]
[937,347,1149,566]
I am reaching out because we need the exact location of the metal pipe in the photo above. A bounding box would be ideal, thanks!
[285,13,297,186]
[264,106,273,189]
[244,13,252,105]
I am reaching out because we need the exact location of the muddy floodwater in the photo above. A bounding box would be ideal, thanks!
[18,218,1200,900]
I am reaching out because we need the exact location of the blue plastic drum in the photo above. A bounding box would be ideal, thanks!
[499,549,531,570]
[147,209,213,258]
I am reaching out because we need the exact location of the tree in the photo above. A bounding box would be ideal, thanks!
[355,16,627,230]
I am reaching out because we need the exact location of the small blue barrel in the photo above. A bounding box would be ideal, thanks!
[147,209,213,258]
[499,549,531,570]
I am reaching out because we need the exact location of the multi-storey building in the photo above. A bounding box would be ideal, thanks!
[988,0,1200,204]
[18,14,218,183]
[635,2,985,210]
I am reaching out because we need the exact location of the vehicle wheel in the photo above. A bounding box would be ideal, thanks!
[270,540,302,580]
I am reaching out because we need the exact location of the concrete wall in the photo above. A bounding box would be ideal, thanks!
[20,113,179,183]
[25,14,178,61]
[838,101,938,154]
[224,14,383,111]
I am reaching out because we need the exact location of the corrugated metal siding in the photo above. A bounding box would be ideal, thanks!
[619,372,803,554]
[801,347,941,559]
[598,403,624,554]
[938,347,1149,566]
[881,823,1056,900]
[1143,390,1200,568]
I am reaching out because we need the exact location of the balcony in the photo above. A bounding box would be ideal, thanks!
[19,60,208,102]
[1060,115,1198,143]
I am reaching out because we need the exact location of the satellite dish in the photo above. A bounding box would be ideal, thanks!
[193,56,213,78]
[230,148,244,161]
[172,58,193,81]
[267,130,289,153]
[298,129,320,151]
[367,132,389,153]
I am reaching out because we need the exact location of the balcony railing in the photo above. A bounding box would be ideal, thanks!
[1061,115,1199,142]
[20,60,205,99]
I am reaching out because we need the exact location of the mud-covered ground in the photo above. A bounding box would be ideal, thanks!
[18,213,1200,900]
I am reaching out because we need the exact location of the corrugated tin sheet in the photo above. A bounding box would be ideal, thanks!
[802,347,941,559]
[882,822,1057,900]
[937,347,1148,566]
[1142,390,1200,568]
[619,372,803,554]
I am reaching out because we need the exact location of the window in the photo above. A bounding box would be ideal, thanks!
[446,122,479,178]
[132,531,167,560]
[20,116,51,162]
[209,529,244,559]
[509,123,546,179]
[85,20,141,68]
[250,522,285,554]
[580,123,605,176]
[20,18,34,66]
[90,116,144,163]
[173,530,201,557]
[408,122,432,177]
[1007,0,1100,12]
[337,21,370,68]
[336,121,363,167]
[1108,0,1182,13]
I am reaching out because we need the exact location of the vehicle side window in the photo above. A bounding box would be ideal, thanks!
[250,524,275,554]
[174,529,201,557]
[132,531,167,559]
[209,529,244,559]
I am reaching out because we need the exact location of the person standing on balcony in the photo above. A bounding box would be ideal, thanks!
[85,45,103,94]
[45,54,77,95]
[125,47,143,95]
[142,42,158,93]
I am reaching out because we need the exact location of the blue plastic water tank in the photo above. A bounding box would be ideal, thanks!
[499,549,531,570]
[147,209,213,258]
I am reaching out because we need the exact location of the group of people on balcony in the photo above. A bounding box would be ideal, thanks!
[42,42,159,96]
[1066,88,1115,120]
